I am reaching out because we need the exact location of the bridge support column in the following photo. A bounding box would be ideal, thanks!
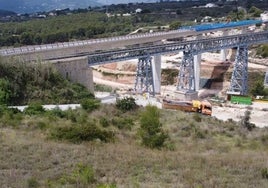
[194,54,201,91]
[52,57,94,93]
[175,51,198,100]
[228,46,248,95]
[152,55,161,94]
[177,51,195,91]
[264,71,268,87]
[194,34,202,91]
[221,30,228,61]
[134,56,155,95]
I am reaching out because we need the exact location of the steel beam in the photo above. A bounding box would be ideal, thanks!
[88,31,268,65]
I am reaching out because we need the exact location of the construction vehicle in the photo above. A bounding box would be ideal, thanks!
[162,99,212,115]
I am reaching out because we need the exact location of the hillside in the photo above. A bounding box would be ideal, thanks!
[1,101,268,187]
[0,57,93,105]
[0,0,102,13]
[0,9,16,16]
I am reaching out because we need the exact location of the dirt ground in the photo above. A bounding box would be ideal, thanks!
[93,52,268,128]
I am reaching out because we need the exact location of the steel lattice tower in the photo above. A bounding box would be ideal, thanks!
[177,51,195,91]
[229,46,248,95]
[134,56,155,95]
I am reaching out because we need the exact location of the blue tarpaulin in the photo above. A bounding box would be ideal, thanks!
[179,20,262,31]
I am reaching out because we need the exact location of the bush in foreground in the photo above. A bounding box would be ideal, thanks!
[116,97,137,112]
[24,102,46,115]
[50,122,114,143]
[138,105,168,149]
[81,98,101,112]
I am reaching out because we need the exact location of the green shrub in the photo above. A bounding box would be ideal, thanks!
[0,78,10,105]
[81,98,101,112]
[257,44,268,58]
[24,102,45,115]
[116,97,137,112]
[0,106,23,127]
[138,105,168,149]
[62,109,88,124]
[70,163,95,185]
[261,168,268,179]
[58,163,95,186]
[240,110,255,131]
[27,177,39,188]
[111,117,134,130]
[99,117,110,127]
[50,122,114,143]
[45,107,67,119]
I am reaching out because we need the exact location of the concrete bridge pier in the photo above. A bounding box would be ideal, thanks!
[194,34,202,91]
[152,55,161,94]
[51,57,94,93]
[194,54,201,91]
[221,30,228,62]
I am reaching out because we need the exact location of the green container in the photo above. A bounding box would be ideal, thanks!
[231,95,252,105]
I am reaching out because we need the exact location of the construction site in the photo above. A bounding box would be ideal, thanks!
[93,44,268,128]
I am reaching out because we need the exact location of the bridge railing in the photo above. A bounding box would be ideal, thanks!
[0,29,190,56]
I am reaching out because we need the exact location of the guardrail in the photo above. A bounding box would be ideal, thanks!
[0,29,189,56]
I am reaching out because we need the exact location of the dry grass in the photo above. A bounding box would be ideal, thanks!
[1,107,268,188]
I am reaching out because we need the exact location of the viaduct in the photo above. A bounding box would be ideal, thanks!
[1,20,267,99]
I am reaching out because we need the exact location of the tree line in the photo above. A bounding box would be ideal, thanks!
[0,12,171,47]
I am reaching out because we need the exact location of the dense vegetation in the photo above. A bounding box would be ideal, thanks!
[0,57,93,105]
[0,12,170,47]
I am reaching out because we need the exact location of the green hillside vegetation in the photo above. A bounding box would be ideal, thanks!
[0,57,93,105]
[257,44,268,58]
[0,12,168,47]
[1,100,268,187]
[0,4,250,48]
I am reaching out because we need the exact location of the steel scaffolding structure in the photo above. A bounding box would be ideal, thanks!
[134,56,155,95]
[87,31,268,96]
[88,31,268,65]
[229,46,248,95]
[177,51,195,91]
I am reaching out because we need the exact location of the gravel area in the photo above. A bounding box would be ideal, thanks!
[212,102,268,128]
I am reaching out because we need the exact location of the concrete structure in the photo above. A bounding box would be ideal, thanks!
[194,34,202,91]
[174,91,198,101]
[51,57,94,93]
[220,30,229,62]
[264,71,268,88]
[152,55,162,94]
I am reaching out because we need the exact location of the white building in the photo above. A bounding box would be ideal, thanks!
[205,3,218,8]
[261,11,268,22]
